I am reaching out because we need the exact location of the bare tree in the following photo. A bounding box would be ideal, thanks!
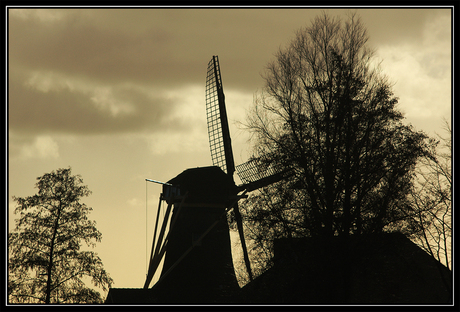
[408,120,451,270]
[236,12,433,277]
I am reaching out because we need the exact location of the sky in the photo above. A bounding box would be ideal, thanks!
[7,6,452,292]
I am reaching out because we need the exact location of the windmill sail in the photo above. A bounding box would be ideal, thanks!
[205,55,293,285]
[236,157,293,192]
[206,55,235,176]
[206,56,253,282]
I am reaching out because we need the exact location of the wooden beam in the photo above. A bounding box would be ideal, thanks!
[144,193,188,289]
[144,198,174,289]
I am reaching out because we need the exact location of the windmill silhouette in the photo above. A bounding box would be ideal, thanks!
[142,56,290,302]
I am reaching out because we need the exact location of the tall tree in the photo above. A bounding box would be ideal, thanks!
[238,12,433,275]
[8,167,113,304]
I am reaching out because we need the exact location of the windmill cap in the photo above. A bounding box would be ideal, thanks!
[165,166,236,205]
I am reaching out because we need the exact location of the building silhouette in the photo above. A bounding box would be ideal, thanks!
[106,226,451,304]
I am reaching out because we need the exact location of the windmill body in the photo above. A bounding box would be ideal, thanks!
[146,167,239,303]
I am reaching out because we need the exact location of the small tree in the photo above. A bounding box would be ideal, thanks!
[8,167,113,304]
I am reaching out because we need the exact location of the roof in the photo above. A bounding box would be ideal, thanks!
[232,233,452,304]
[165,166,235,204]
[105,288,157,304]
[106,232,452,304]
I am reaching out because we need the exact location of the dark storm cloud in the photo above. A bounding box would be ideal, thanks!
[9,8,440,88]
[8,7,447,137]
[8,9,319,91]
[9,11,178,87]
[8,71,182,135]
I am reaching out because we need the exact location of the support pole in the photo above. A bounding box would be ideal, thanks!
[233,201,253,282]
[148,194,163,268]
[144,193,188,289]
[144,198,174,289]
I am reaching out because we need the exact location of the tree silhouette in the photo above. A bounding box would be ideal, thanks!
[237,12,433,278]
[8,167,113,304]
[407,120,451,294]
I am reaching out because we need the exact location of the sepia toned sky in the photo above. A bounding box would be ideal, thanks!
[7,6,452,290]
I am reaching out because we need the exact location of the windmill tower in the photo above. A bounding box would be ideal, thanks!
[142,56,291,303]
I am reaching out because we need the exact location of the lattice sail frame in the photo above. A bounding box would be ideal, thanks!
[236,157,292,191]
[206,55,292,190]
[235,158,278,185]
[205,56,235,175]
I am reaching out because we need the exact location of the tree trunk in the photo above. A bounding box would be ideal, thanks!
[45,204,62,304]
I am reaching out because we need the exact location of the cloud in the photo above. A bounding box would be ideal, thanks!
[16,135,60,159]
[146,129,207,155]
[9,8,68,22]
[145,85,208,155]
[7,8,320,95]
[8,68,187,135]
[8,8,451,140]
[8,9,191,137]
[9,9,261,137]
[127,197,142,207]
[375,11,451,132]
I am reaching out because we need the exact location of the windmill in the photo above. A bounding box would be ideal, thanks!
[142,56,290,302]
